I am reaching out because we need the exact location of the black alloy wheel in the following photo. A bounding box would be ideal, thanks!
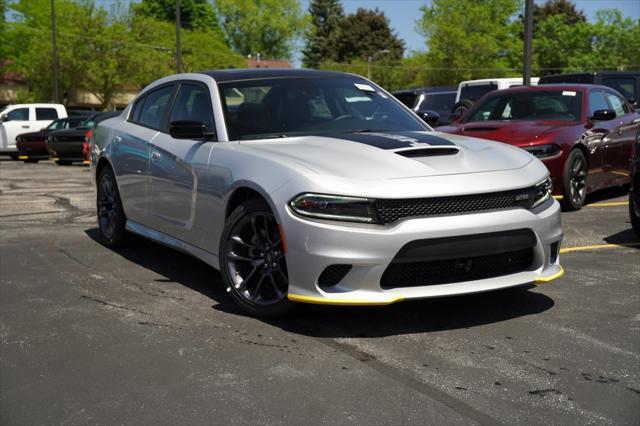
[561,149,588,211]
[96,166,131,248]
[220,199,296,318]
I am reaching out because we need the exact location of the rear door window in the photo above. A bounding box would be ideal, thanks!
[137,85,175,130]
[604,91,629,117]
[36,108,58,120]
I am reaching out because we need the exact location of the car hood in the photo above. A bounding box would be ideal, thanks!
[238,131,533,180]
[443,120,578,144]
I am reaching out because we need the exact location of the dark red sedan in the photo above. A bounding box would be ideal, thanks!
[16,116,88,163]
[439,84,639,210]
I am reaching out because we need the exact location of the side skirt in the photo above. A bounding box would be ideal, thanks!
[125,220,220,269]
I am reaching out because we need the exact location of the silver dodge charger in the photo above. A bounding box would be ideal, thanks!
[91,69,563,317]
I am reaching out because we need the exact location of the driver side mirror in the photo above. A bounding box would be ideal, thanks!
[417,110,440,126]
[591,109,616,121]
[169,121,215,140]
[1,115,9,122]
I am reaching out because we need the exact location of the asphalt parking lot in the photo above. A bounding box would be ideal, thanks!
[1,159,638,425]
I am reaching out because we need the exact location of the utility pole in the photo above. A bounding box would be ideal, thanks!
[175,0,182,74]
[50,0,59,103]
[523,0,533,85]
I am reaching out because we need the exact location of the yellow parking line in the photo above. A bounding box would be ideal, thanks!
[553,195,564,200]
[18,156,28,160]
[560,242,640,254]
[611,171,630,177]
[587,201,628,207]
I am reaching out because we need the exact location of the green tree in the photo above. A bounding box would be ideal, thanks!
[334,8,404,63]
[302,0,344,69]
[215,0,306,59]
[416,0,522,86]
[133,0,223,34]
[533,0,586,26]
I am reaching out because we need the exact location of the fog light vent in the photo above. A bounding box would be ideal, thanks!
[318,264,352,288]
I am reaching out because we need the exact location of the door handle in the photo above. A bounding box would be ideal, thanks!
[633,118,640,124]
[151,151,162,161]
[21,125,29,129]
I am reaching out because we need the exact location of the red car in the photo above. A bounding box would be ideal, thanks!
[439,84,639,210]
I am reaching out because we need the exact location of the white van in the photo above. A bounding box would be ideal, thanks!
[0,103,67,157]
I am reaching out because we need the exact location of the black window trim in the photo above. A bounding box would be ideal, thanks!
[128,83,178,133]
[166,79,217,141]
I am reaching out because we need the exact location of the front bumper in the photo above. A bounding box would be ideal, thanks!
[280,200,563,305]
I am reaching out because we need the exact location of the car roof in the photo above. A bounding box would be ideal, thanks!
[198,68,361,82]
[541,71,640,79]
[458,77,540,85]
[487,83,612,93]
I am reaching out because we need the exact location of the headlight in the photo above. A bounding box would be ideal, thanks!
[523,144,561,159]
[532,177,553,208]
[289,193,379,223]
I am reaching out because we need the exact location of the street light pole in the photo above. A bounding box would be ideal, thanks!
[50,0,59,103]
[175,0,182,74]
[523,0,533,85]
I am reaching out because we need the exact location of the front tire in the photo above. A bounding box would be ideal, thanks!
[561,149,588,211]
[219,199,296,318]
[96,166,132,248]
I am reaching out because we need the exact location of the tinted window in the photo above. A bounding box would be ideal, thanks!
[138,85,175,130]
[130,98,144,122]
[589,90,609,117]
[6,108,29,121]
[36,108,58,120]
[460,83,498,102]
[169,84,214,132]
[419,93,456,112]
[47,119,68,130]
[394,92,418,108]
[604,92,628,117]
[219,77,426,140]
[465,90,583,122]
[602,78,636,103]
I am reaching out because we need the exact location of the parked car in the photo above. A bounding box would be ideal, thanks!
[450,77,540,120]
[631,157,640,237]
[0,103,67,158]
[91,69,563,317]
[392,86,456,126]
[47,111,120,165]
[540,71,639,107]
[438,84,640,210]
[16,116,88,163]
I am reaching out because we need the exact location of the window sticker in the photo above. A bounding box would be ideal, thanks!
[562,91,576,96]
[355,83,375,92]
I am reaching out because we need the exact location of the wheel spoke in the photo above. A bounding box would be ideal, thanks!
[231,234,258,249]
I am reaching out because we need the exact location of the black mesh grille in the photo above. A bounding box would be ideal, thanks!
[380,248,533,289]
[318,264,352,288]
[376,185,540,224]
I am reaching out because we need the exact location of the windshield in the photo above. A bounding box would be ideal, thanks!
[464,90,583,122]
[219,77,427,140]
[418,92,456,112]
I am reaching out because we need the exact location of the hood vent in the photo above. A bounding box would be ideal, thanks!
[395,147,459,158]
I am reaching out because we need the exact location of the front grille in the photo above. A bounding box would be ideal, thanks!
[376,185,540,224]
[380,248,534,289]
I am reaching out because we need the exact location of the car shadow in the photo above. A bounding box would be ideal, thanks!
[85,227,555,338]
[585,185,629,205]
[604,228,640,247]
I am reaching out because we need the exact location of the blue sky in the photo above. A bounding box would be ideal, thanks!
[298,0,640,55]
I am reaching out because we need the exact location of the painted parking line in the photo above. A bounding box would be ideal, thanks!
[560,242,640,254]
[587,201,629,207]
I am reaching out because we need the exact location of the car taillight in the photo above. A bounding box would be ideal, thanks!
[85,129,93,143]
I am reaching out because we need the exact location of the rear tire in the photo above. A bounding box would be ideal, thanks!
[561,149,588,211]
[450,99,474,118]
[96,166,132,248]
[219,199,297,318]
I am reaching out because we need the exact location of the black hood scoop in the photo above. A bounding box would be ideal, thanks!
[394,147,459,158]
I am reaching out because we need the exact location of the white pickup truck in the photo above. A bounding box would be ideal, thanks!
[0,103,67,158]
